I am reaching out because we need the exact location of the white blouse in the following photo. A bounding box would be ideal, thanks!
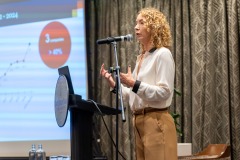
[121,47,175,111]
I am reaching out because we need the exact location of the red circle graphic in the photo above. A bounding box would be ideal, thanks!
[39,21,71,68]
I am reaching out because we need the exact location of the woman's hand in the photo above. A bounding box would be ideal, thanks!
[100,63,110,78]
[120,65,135,87]
[100,63,115,88]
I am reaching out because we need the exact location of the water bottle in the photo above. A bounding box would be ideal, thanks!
[36,144,46,160]
[29,144,36,160]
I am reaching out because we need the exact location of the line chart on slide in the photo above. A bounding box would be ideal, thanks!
[0,42,31,81]
[0,43,33,109]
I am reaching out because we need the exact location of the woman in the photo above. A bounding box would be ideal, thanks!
[100,7,177,160]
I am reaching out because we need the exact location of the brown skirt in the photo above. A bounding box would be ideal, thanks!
[133,110,178,160]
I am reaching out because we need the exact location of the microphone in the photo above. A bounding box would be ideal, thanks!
[96,34,133,44]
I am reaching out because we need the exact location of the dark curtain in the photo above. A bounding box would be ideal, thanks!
[85,0,240,159]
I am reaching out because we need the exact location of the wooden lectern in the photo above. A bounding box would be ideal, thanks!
[55,66,121,160]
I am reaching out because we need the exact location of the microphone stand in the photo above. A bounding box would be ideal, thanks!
[111,41,126,160]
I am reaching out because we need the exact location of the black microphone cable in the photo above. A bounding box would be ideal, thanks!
[87,99,127,160]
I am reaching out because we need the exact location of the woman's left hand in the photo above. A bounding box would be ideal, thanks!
[120,65,135,87]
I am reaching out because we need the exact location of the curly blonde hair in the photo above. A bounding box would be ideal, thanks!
[138,8,172,49]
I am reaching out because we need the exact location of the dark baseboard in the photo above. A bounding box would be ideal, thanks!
[93,156,107,160]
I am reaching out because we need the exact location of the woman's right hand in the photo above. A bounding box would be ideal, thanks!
[100,63,109,77]
[100,63,115,88]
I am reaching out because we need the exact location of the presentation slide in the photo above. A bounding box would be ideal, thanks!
[0,0,87,147]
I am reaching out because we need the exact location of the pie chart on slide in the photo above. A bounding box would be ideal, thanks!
[39,21,71,68]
